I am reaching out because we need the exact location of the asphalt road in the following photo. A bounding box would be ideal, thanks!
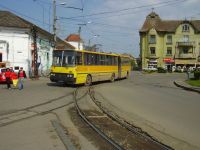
[95,71,200,150]
[0,78,75,150]
[0,73,199,150]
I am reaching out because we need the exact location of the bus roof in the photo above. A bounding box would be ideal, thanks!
[54,49,131,58]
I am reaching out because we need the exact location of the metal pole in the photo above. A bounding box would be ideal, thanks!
[32,27,38,77]
[53,0,57,48]
[78,26,81,50]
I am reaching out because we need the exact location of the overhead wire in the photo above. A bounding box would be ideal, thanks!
[0,3,52,28]
[62,0,188,20]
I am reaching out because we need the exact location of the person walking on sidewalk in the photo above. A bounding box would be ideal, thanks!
[5,68,11,89]
[18,67,27,90]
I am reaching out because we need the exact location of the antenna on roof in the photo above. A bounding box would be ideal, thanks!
[151,8,155,12]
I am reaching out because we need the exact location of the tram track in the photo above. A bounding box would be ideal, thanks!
[0,92,74,127]
[74,87,124,150]
[74,86,173,150]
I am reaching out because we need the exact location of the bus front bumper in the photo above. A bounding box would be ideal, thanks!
[50,73,76,84]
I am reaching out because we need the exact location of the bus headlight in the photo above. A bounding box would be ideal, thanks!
[67,74,73,78]
[51,73,55,76]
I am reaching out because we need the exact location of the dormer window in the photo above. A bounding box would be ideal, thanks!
[182,24,190,32]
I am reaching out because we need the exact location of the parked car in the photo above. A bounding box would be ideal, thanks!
[143,66,158,71]
[0,68,6,83]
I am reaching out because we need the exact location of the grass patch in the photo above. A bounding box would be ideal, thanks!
[186,79,200,87]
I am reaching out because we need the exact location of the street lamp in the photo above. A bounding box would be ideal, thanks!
[88,35,99,47]
[52,0,83,48]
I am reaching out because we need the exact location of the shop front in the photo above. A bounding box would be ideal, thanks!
[163,58,175,71]
[148,59,157,68]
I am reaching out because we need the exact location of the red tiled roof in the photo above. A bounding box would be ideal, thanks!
[140,12,200,33]
[65,34,82,42]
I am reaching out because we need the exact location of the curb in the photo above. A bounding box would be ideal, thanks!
[174,81,200,94]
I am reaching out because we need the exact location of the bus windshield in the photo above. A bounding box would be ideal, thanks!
[53,50,75,67]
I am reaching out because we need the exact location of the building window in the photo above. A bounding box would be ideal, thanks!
[149,35,156,44]
[150,47,156,55]
[166,47,172,55]
[183,35,189,42]
[182,24,190,32]
[166,35,172,44]
[182,47,191,54]
[47,53,49,61]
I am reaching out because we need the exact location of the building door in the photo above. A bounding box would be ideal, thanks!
[0,53,2,62]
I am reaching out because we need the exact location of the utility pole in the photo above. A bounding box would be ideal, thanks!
[78,26,81,50]
[31,27,38,77]
[53,0,57,48]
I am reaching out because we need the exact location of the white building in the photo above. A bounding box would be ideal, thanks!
[0,11,74,77]
[65,34,84,50]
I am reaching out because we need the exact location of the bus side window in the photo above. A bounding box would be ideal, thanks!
[84,53,88,65]
[107,56,112,65]
[114,57,118,65]
[91,54,95,65]
[94,54,98,65]
[76,52,82,65]
[100,55,105,65]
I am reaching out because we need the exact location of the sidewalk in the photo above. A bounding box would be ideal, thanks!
[174,80,200,94]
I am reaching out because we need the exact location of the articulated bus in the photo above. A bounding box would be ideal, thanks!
[50,49,131,85]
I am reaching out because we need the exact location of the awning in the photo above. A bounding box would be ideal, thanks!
[163,58,175,63]
[175,59,199,65]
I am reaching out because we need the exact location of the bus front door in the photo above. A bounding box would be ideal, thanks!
[118,57,121,78]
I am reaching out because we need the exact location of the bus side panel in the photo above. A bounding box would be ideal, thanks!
[75,73,87,84]
[76,65,118,83]
[121,65,131,78]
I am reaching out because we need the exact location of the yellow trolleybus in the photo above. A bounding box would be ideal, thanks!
[50,49,131,85]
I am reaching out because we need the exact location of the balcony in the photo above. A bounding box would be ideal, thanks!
[175,53,196,59]
[177,41,195,47]
[146,53,158,59]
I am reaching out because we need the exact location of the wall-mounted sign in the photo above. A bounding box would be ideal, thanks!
[163,58,175,63]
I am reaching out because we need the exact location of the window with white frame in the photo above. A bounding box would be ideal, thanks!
[182,24,190,32]
[183,35,189,42]
[166,35,172,44]
[166,47,172,55]
[149,35,156,44]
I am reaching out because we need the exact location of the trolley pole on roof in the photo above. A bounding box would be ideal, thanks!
[53,0,57,48]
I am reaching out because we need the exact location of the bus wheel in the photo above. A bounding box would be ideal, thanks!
[110,73,115,82]
[85,75,92,86]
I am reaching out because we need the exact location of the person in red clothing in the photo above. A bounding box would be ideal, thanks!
[5,68,11,89]
[18,67,27,90]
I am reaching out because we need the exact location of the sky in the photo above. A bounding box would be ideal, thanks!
[0,0,200,57]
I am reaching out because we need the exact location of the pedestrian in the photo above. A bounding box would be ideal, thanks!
[5,68,11,89]
[11,70,18,88]
[18,67,27,90]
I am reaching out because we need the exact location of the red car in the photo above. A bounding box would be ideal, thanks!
[0,68,6,83]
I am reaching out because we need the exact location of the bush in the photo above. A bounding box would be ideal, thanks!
[143,70,156,73]
[157,67,167,73]
[194,71,200,80]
